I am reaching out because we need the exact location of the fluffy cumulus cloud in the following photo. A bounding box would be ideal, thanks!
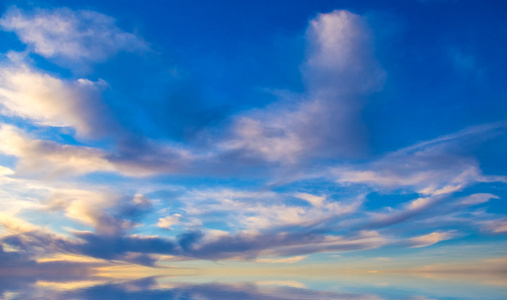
[0,7,147,63]
[0,56,112,137]
[221,10,385,164]
[303,10,385,95]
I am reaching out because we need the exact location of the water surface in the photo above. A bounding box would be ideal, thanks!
[2,271,506,299]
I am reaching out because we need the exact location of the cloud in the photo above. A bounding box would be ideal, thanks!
[0,187,382,264]
[53,278,386,300]
[104,138,195,177]
[0,192,174,266]
[0,4,504,272]
[0,124,194,177]
[335,122,507,196]
[157,214,181,230]
[294,192,326,207]
[0,165,13,176]
[256,256,306,264]
[0,124,115,177]
[178,188,362,233]
[0,243,36,268]
[221,10,385,164]
[459,193,499,206]
[303,10,385,96]
[362,191,502,232]
[47,191,153,237]
[482,219,507,234]
[0,214,93,262]
[321,123,507,235]
[335,152,482,196]
[0,56,113,137]
[0,9,388,175]
[408,230,457,248]
[172,229,387,260]
[363,194,446,230]
[1,176,497,266]
[221,114,306,163]
[0,7,147,64]
[0,122,503,265]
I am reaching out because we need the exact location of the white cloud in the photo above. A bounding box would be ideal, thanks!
[256,230,388,258]
[409,230,457,248]
[335,151,484,196]
[0,125,114,176]
[179,188,362,233]
[0,124,115,177]
[46,189,115,227]
[47,189,154,238]
[158,214,181,230]
[482,219,507,234]
[335,122,507,196]
[221,115,305,163]
[255,280,305,288]
[0,165,14,176]
[0,7,147,63]
[0,123,198,178]
[294,192,326,207]
[304,10,385,96]
[0,57,110,137]
[222,10,385,163]
[460,193,499,206]
[256,256,306,264]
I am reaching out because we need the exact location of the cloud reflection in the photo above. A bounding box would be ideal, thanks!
[0,275,385,300]
[2,271,507,300]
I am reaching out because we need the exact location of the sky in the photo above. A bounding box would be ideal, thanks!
[0,0,506,277]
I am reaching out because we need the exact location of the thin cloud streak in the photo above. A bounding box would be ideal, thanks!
[0,6,148,64]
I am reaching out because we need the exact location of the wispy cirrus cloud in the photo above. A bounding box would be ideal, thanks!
[0,124,114,177]
[303,10,385,96]
[320,122,507,237]
[0,124,195,177]
[408,230,458,248]
[181,189,362,233]
[481,219,507,234]
[334,121,507,196]
[0,7,148,65]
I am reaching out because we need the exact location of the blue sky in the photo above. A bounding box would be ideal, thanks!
[0,0,506,275]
